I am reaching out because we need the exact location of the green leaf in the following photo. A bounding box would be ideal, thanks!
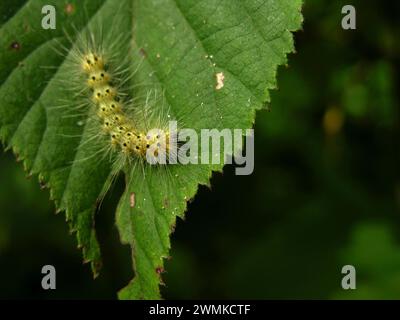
[0,0,303,299]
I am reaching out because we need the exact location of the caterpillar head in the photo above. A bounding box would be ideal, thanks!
[82,53,104,73]
[87,70,110,88]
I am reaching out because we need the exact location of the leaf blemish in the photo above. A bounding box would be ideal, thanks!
[39,180,47,190]
[139,48,147,58]
[215,72,225,90]
[156,267,165,274]
[130,192,135,208]
[163,198,169,208]
[65,3,75,15]
[10,41,21,51]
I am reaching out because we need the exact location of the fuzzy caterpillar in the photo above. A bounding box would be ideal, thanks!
[81,52,171,163]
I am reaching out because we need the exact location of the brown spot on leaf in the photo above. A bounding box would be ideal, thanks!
[156,267,165,274]
[10,41,21,51]
[39,180,47,190]
[156,267,166,286]
[65,3,75,15]
[139,48,147,58]
[163,198,170,208]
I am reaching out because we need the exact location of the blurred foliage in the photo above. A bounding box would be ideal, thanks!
[334,223,400,299]
[0,0,399,299]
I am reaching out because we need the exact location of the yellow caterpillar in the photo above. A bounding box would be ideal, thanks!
[81,52,170,161]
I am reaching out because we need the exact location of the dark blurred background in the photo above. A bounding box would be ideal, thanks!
[1,1,399,299]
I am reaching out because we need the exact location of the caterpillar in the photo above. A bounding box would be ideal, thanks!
[81,51,171,163]
[51,11,180,175]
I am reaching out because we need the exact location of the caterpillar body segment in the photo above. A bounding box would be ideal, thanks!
[80,52,171,162]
